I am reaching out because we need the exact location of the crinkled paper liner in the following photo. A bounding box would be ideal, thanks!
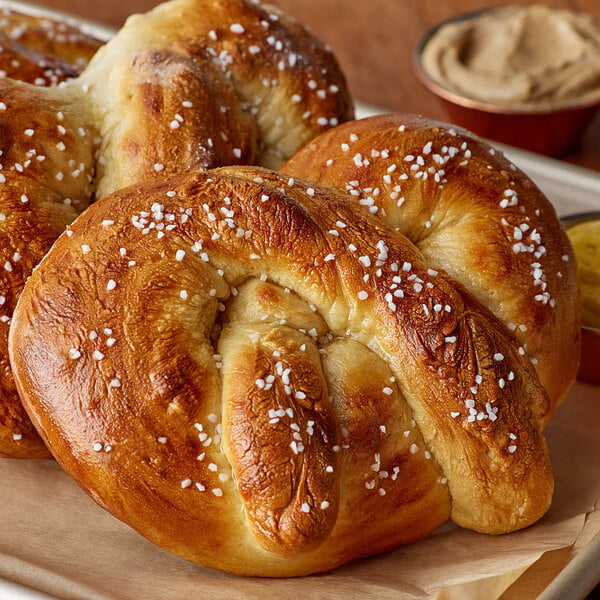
[0,382,597,600]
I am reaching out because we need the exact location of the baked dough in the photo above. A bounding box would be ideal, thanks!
[282,114,580,415]
[0,6,102,458]
[0,5,102,85]
[0,0,352,458]
[11,162,560,576]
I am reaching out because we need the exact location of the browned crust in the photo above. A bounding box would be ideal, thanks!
[282,113,580,415]
[0,6,103,85]
[11,165,557,575]
[0,0,353,458]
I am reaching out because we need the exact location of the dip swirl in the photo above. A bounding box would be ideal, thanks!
[421,5,600,109]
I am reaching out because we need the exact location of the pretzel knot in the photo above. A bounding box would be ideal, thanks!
[10,137,575,574]
[0,0,352,457]
[284,114,581,415]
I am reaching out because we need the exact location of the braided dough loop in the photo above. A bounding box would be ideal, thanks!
[80,0,354,196]
[0,83,96,458]
[11,166,553,576]
[282,114,580,415]
[0,0,353,458]
[0,5,102,84]
[0,9,101,454]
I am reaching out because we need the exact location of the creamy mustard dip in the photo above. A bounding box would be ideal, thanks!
[421,5,600,109]
[567,219,600,329]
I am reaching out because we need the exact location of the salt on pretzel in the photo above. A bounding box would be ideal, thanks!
[0,4,102,84]
[11,159,566,575]
[282,113,580,415]
[0,0,352,458]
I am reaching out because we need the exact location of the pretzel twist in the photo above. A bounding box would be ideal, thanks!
[10,154,569,575]
[282,114,580,415]
[0,0,352,457]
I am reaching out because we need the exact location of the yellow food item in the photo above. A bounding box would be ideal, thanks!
[567,219,600,328]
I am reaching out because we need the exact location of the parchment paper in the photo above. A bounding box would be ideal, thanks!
[0,381,597,600]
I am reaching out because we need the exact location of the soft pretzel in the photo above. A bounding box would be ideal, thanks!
[0,0,353,458]
[0,5,103,84]
[282,114,580,415]
[11,163,557,576]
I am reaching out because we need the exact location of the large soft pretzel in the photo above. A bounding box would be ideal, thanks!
[283,114,580,414]
[0,0,352,458]
[11,156,565,575]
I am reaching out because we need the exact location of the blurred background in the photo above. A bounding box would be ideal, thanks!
[31,0,600,168]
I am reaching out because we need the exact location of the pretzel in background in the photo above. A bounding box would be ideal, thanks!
[0,0,353,458]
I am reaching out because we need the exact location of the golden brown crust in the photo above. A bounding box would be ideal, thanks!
[221,319,340,555]
[282,113,580,415]
[0,6,103,84]
[0,0,352,458]
[11,165,556,575]
[0,82,95,458]
[81,0,354,196]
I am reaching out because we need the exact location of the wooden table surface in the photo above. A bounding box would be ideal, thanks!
[30,0,600,172]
